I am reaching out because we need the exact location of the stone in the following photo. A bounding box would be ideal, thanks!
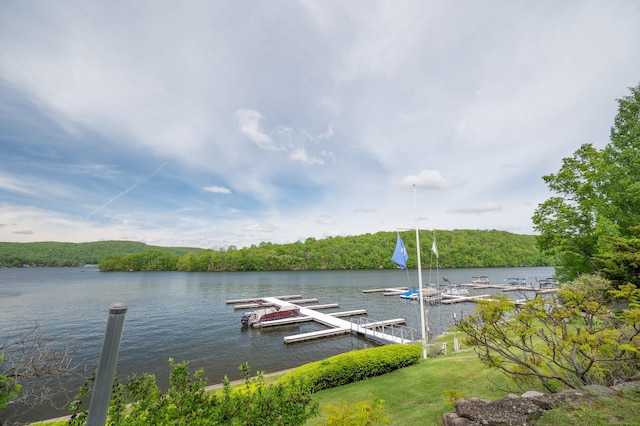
[455,396,544,425]
[442,412,474,426]
[581,384,616,396]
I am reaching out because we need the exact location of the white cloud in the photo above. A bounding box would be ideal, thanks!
[203,186,232,194]
[243,224,278,233]
[0,1,638,248]
[290,147,324,165]
[316,215,336,225]
[398,170,451,190]
[234,109,281,151]
[448,202,502,215]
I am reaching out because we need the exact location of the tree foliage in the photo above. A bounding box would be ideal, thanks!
[69,360,318,426]
[533,82,640,282]
[97,230,553,272]
[456,276,640,393]
[0,241,199,268]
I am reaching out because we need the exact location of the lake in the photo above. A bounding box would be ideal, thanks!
[0,265,555,423]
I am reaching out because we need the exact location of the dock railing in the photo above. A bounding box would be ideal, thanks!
[349,317,418,343]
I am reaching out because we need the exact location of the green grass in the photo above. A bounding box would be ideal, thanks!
[28,334,640,425]
[307,342,511,426]
[535,388,640,426]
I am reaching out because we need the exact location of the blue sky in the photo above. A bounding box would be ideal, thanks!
[1,1,639,249]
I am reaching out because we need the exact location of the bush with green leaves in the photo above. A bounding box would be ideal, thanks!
[456,281,640,393]
[278,344,421,393]
[69,359,318,425]
[0,356,20,411]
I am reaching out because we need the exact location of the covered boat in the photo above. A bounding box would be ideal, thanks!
[241,303,300,327]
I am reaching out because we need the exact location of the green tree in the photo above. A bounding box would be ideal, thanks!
[456,277,640,393]
[533,82,640,282]
[69,360,318,425]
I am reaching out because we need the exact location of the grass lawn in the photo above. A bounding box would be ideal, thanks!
[28,333,640,425]
[307,342,511,425]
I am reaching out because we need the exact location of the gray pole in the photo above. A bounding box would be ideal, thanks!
[87,302,128,426]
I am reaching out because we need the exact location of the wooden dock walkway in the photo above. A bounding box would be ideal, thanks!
[260,297,416,345]
[226,295,302,304]
[362,287,409,294]
[233,298,319,310]
[440,294,490,304]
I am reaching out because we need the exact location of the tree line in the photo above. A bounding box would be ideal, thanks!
[96,229,554,272]
[0,241,201,268]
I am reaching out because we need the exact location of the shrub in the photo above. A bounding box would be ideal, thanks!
[69,360,318,425]
[278,344,421,392]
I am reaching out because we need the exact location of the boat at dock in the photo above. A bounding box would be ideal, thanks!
[507,277,528,286]
[471,276,490,285]
[442,284,470,297]
[241,303,301,327]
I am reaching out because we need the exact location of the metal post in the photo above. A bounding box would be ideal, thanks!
[413,184,427,359]
[87,302,128,426]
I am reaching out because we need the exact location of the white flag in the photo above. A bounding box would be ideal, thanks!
[432,239,438,258]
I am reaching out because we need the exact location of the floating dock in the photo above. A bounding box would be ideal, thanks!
[259,297,417,345]
[226,295,302,304]
[440,294,491,305]
[233,298,319,310]
[362,287,409,294]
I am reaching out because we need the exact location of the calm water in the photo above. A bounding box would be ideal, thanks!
[0,266,554,423]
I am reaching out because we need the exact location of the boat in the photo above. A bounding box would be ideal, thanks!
[507,277,528,286]
[471,276,490,285]
[537,278,557,289]
[241,303,300,327]
[443,284,470,297]
[400,289,420,299]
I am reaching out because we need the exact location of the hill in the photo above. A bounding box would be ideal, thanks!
[1,230,556,270]
[0,241,201,267]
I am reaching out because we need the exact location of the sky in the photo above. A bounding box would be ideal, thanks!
[1,1,639,249]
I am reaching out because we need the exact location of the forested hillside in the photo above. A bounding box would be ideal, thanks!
[97,230,554,272]
[0,230,554,271]
[0,241,201,267]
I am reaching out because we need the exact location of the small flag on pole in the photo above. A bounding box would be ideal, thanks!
[391,234,409,269]
[432,238,439,259]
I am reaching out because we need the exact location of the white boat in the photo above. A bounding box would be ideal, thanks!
[443,285,470,297]
[508,277,528,286]
[241,304,300,327]
[471,276,490,285]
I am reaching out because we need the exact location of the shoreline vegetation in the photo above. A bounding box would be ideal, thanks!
[0,229,555,271]
[31,331,640,425]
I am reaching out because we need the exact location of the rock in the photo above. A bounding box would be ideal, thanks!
[455,396,544,425]
[581,384,616,396]
[442,412,474,426]
[443,389,597,425]
[611,381,640,391]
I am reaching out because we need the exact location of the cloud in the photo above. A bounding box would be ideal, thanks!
[448,202,502,215]
[1,1,639,248]
[243,224,278,233]
[398,170,451,189]
[316,215,336,225]
[234,109,281,151]
[290,147,324,165]
[203,186,232,194]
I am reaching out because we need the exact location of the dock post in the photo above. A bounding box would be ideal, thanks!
[87,302,128,426]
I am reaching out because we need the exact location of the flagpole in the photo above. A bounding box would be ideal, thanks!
[413,184,427,359]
